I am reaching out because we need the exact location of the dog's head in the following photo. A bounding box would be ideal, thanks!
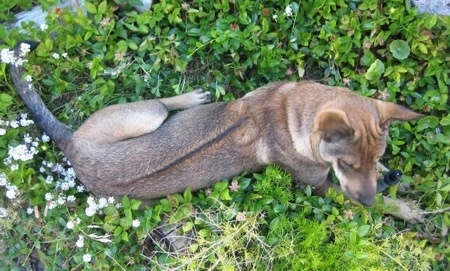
[312,97,423,206]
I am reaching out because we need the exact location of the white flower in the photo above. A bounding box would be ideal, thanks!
[42,134,50,142]
[82,253,92,263]
[27,207,34,215]
[52,53,60,59]
[85,207,96,217]
[67,195,76,202]
[40,23,48,31]
[0,128,6,135]
[53,163,65,174]
[87,196,96,205]
[19,117,34,126]
[1,48,14,64]
[284,5,293,16]
[10,164,18,171]
[77,185,85,193]
[61,182,70,191]
[76,235,84,248]
[57,195,66,205]
[0,172,7,186]
[0,208,8,218]
[19,43,31,57]
[67,179,76,188]
[24,75,33,82]
[45,175,54,184]
[107,197,115,204]
[272,14,278,20]
[24,134,32,143]
[6,185,19,199]
[66,221,75,230]
[8,142,38,162]
[132,219,140,228]
[62,52,68,58]
[45,192,53,201]
[98,198,108,209]
[10,121,19,128]
[66,167,76,179]
[48,201,57,210]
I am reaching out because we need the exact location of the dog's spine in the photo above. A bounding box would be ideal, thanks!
[10,41,74,151]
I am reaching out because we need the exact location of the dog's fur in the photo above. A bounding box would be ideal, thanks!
[11,42,423,206]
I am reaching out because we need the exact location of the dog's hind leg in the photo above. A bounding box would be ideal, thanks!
[158,89,212,110]
[74,89,212,144]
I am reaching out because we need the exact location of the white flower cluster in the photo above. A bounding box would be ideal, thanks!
[76,235,85,248]
[85,196,118,217]
[0,43,30,67]
[3,114,40,171]
[132,219,140,228]
[0,207,8,218]
[52,52,68,60]
[40,23,49,31]
[53,162,78,191]
[66,217,81,230]
[0,172,20,200]
[83,253,92,263]
[273,4,296,20]
[1,113,88,219]
[284,5,293,16]
[1,113,34,131]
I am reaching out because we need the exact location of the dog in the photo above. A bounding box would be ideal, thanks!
[11,41,423,206]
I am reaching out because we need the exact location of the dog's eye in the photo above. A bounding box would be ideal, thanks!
[338,160,353,169]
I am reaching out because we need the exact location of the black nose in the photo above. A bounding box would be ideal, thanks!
[357,196,374,206]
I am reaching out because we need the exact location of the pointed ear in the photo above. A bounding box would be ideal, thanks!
[313,109,355,143]
[377,101,424,129]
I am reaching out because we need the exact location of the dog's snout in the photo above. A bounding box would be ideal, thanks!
[343,185,375,206]
[356,195,374,206]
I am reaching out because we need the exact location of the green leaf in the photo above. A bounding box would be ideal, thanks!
[417,116,440,131]
[184,188,192,203]
[98,1,107,14]
[122,195,130,209]
[85,1,97,14]
[390,40,410,60]
[440,115,450,126]
[365,59,385,81]
[357,225,371,237]
[214,181,228,192]
[0,93,12,103]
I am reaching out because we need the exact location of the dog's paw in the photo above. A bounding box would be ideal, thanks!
[191,89,213,104]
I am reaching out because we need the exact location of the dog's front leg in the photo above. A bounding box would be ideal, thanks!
[311,180,341,197]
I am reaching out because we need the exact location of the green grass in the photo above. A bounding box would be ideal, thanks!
[0,0,449,270]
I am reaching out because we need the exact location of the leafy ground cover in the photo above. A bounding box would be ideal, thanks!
[0,0,449,270]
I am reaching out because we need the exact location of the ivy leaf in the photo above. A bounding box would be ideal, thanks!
[365,59,385,81]
[417,116,440,131]
[390,40,410,60]
[440,115,450,126]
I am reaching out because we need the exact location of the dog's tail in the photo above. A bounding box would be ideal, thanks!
[10,41,74,152]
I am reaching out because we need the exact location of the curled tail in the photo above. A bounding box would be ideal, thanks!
[10,41,74,152]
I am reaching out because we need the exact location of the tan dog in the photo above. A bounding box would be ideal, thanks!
[11,42,423,206]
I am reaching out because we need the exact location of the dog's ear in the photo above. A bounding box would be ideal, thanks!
[377,101,424,130]
[313,109,355,143]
